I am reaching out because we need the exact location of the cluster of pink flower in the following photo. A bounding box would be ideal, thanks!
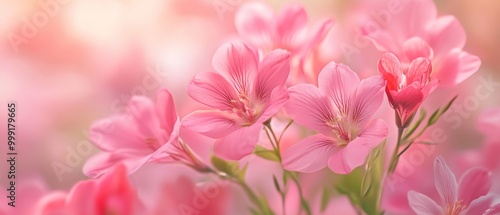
[23,1,500,215]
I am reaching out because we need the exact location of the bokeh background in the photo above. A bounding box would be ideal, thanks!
[0,0,499,213]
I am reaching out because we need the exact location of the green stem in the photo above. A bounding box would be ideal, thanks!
[388,127,404,174]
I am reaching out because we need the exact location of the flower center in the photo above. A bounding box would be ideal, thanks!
[326,115,360,144]
[446,201,466,215]
[231,94,260,126]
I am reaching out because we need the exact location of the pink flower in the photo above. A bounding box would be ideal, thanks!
[235,2,333,56]
[378,53,438,128]
[282,62,388,174]
[408,156,499,215]
[36,164,144,215]
[183,42,291,160]
[362,0,481,87]
[84,88,205,178]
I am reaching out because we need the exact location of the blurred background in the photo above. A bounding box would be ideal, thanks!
[0,0,499,206]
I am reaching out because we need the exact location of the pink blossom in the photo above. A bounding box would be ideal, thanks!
[282,62,388,174]
[362,0,481,86]
[84,88,205,178]
[36,164,144,215]
[378,52,438,128]
[235,2,332,56]
[408,156,499,215]
[183,42,291,160]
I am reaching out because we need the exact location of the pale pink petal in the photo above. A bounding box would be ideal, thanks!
[476,107,500,138]
[83,152,153,178]
[463,195,494,215]
[344,119,387,170]
[458,168,491,207]
[304,18,334,52]
[182,110,239,139]
[350,76,385,129]
[486,203,500,215]
[407,191,443,215]
[88,116,144,152]
[276,4,308,47]
[318,62,360,114]
[213,124,263,160]
[393,0,437,38]
[282,134,336,173]
[235,2,275,48]
[434,156,458,206]
[257,86,289,124]
[435,49,481,86]
[406,57,432,84]
[156,88,177,135]
[425,16,466,56]
[285,84,336,136]
[128,96,163,141]
[254,49,291,101]
[363,31,402,56]
[327,147,350,174]
[187,72,239,111]
[212,42,258,95]
[35,192,69,215]
[403,37,434,61]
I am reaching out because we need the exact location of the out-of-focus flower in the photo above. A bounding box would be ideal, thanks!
[235,2,333,84]
[84,88,206,177]
[282,62,387,174]
[378,52,438,128]
[153,175,229,215]
[408,156,498,215]
[36,164,144,215]
[362,0,481,87]
[183,42,291,160]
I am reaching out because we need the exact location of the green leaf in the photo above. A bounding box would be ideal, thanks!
[210,155,247,180]
[441,95,458,114]
[254,145,280,162]
[427,108,441,126]
[272,175,281,193]
[301,199,312,215]
[404,109,427,140]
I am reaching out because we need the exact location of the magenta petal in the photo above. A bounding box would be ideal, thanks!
[435,49,481,87]
[425,15,466,56]
[282,134,336,173]
[458,167,492,207]
[182,110,239,139]
[212,42,258,95]
[463,195,494,215]
[318,62,360,114]
[156,88,177,135]
[254,49,291,101]
[213,124,263,160]
[235,2,274,48]
[187,72,239,111]
[407,191,443,215]
[378,53,404,81]
[344,119,387,170]
[434,156,458,206]
[285,84,336,136]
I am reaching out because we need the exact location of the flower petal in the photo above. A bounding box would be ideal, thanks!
[344,119,387,170]
[406,57,432,85]
[435,49,481,87]
[182,110,240,139]
[254,49,291,101]
[276,4,308,48]
[156,88,177,135]
[213,124,263,160]
[463,195,494,215]
[282,134,336,173]
[378,53,403,91]
[318,62,360,114]
[187,72,239,111]
[434,156,458,206]
[235,2,275,49]
[458,167,492,207]
[425,16,466,56]
[212,42,258,96]
[327,147,350,174]
[257,86,289,124]
[407,191,443,215]
[285,84,336,136]
[403,37,434,62]
[350,76,385,129]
